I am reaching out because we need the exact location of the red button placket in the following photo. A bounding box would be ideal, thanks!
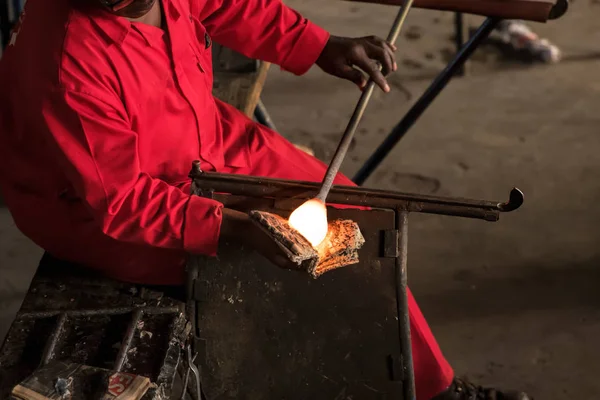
[166,18,217,170]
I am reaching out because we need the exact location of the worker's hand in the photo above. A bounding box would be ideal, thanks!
[316,35,397,93]
[220,208,298,270]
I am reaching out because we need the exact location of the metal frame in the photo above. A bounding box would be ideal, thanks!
[188,166,523,400]
[454,12,469,76]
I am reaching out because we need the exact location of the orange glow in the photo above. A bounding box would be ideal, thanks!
[288,199,328,247]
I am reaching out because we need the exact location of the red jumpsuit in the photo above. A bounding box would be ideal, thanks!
[0,0,453,397]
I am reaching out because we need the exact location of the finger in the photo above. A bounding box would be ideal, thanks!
[366,44,394,75]
[384,43,398,71]
[336,64,368,89]
[366,35,397,53]
[372,38,398,72]
[380,39,396,54]
[354,57,390,92]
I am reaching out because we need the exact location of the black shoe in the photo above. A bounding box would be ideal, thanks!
[431,378,532,400]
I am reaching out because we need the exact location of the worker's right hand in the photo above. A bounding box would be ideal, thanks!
[219,208,298,270]
[316,35,397,93]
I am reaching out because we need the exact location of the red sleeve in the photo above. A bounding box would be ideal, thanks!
[191,0,330,75]
[41,88,223,256]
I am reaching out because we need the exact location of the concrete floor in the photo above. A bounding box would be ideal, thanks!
[2,2,600,399]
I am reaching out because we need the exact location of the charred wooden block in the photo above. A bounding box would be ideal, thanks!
[314,218,366,277]
[249,211,365,278]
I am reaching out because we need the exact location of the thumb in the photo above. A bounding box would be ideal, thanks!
[336,65,367,89]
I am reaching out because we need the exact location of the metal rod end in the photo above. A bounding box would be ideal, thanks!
[498,188,524,212]
[549,0,568,20]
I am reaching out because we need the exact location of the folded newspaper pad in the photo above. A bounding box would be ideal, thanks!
[12,361,154,400]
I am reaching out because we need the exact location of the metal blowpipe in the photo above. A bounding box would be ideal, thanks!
[315,0,415,202]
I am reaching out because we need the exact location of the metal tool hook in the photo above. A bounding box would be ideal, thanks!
[180,345,202,400]
[549,0,568,19]
[188,345,202,399]
[497,188,524,212]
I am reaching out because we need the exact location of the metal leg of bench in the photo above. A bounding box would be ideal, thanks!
[454,12,469,77]
[396,210,415,400]
[353,17,500,186]
[254,98,278,132]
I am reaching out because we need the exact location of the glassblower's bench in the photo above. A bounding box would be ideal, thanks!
[0,0,567,398]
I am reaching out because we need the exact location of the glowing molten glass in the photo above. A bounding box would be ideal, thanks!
[288,199,328,247]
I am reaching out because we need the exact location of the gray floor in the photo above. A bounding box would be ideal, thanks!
[2,2,600,399]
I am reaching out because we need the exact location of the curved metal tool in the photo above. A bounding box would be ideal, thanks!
[497,187,524,212]
[180,350,199,400]
[182,345,202,400]
[549,0,568,19]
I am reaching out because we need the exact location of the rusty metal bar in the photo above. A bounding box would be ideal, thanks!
[114,309,144,372]
[40,313,68,366]
[396,211,415,399]
[189,169,523,221]
[18,306,181,319]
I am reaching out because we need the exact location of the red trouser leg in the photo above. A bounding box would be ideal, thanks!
[222,124,454,399]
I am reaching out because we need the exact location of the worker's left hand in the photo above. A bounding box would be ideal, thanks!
[316,35,397,93]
